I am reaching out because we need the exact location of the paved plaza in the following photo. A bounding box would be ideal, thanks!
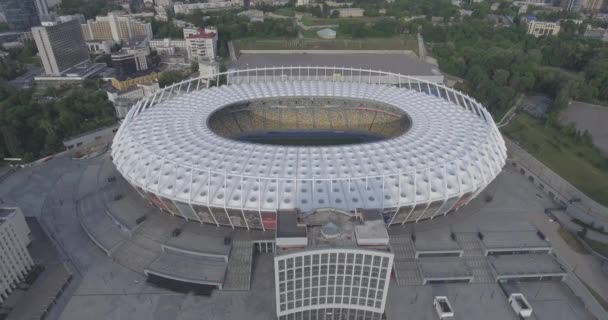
[0,150,606,320]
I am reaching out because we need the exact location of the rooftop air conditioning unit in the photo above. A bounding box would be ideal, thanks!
[509,293,533,318]
[434,296,454,319]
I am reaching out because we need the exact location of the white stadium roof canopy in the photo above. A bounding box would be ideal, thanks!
[112,67,506,218]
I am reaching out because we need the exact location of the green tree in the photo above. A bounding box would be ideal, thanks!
[492,69,510,86]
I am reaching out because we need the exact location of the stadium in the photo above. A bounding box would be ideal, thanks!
[111,66,507,230]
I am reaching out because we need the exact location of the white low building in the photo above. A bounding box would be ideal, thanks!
[173,0,242,14]
[107,82,159,118]
[274,210,394,320]
[526,20,560,37]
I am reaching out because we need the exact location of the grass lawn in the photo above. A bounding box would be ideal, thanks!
[273,8,295,17]
[301,16,383,27]
[502,113,608,206]
[234,36,418,51]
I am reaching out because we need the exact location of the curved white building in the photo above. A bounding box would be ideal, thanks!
[111,66,507,230]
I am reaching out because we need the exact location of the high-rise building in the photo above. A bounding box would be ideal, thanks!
[0,207,34,304]
[81,12,153,43]
[183,27,217,62]
[0,0,47,31]
[32,17,90,76]
[274,210,394,320]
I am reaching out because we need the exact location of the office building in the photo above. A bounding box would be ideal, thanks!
[0,0,47,31]
[0,207,34,304]
[32,17,90,76]
[111,46,149,76]
[81,12,153,43]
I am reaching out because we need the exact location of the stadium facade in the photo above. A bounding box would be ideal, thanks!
[111,66,507,231]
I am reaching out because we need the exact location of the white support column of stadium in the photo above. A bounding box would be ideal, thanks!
[258,177,264,231]
[273,256,281,316]
[430,164,449,220]
[481,137,503,175]
[187,168,204,225]
[168,82,176,98]
[122,146,142,185]
[205,168,217,226]
[156,159,174,216]
[185,79,192,94]
[157,87,166,106]
[139,97,151,116]
[447,159,464,217]
[467,153,488,207]
[401,170,418,224]
[221,171,232,228]
[454,89,466,110]
[415,168,432,222]
[169,164,182,219]
[388,173,403,225]
[381,176,385,212]
[458,159,478,213]
[237,175,250,230]
[447,87,458,106]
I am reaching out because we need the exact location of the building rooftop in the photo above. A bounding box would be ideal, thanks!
[413,228,462,252]
[146,250,228,286]
[113,68,159,82]
[229,52,442,77]
[276,209,391,254]
[489,254,566,279]
[186,28,216,39]
[163,222,232,257]
[418,258,472,279]
[355,220,389,246]
[276,210,306,238]
[481,231,550,250]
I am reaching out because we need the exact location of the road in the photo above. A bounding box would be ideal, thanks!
[417,33,426,60]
